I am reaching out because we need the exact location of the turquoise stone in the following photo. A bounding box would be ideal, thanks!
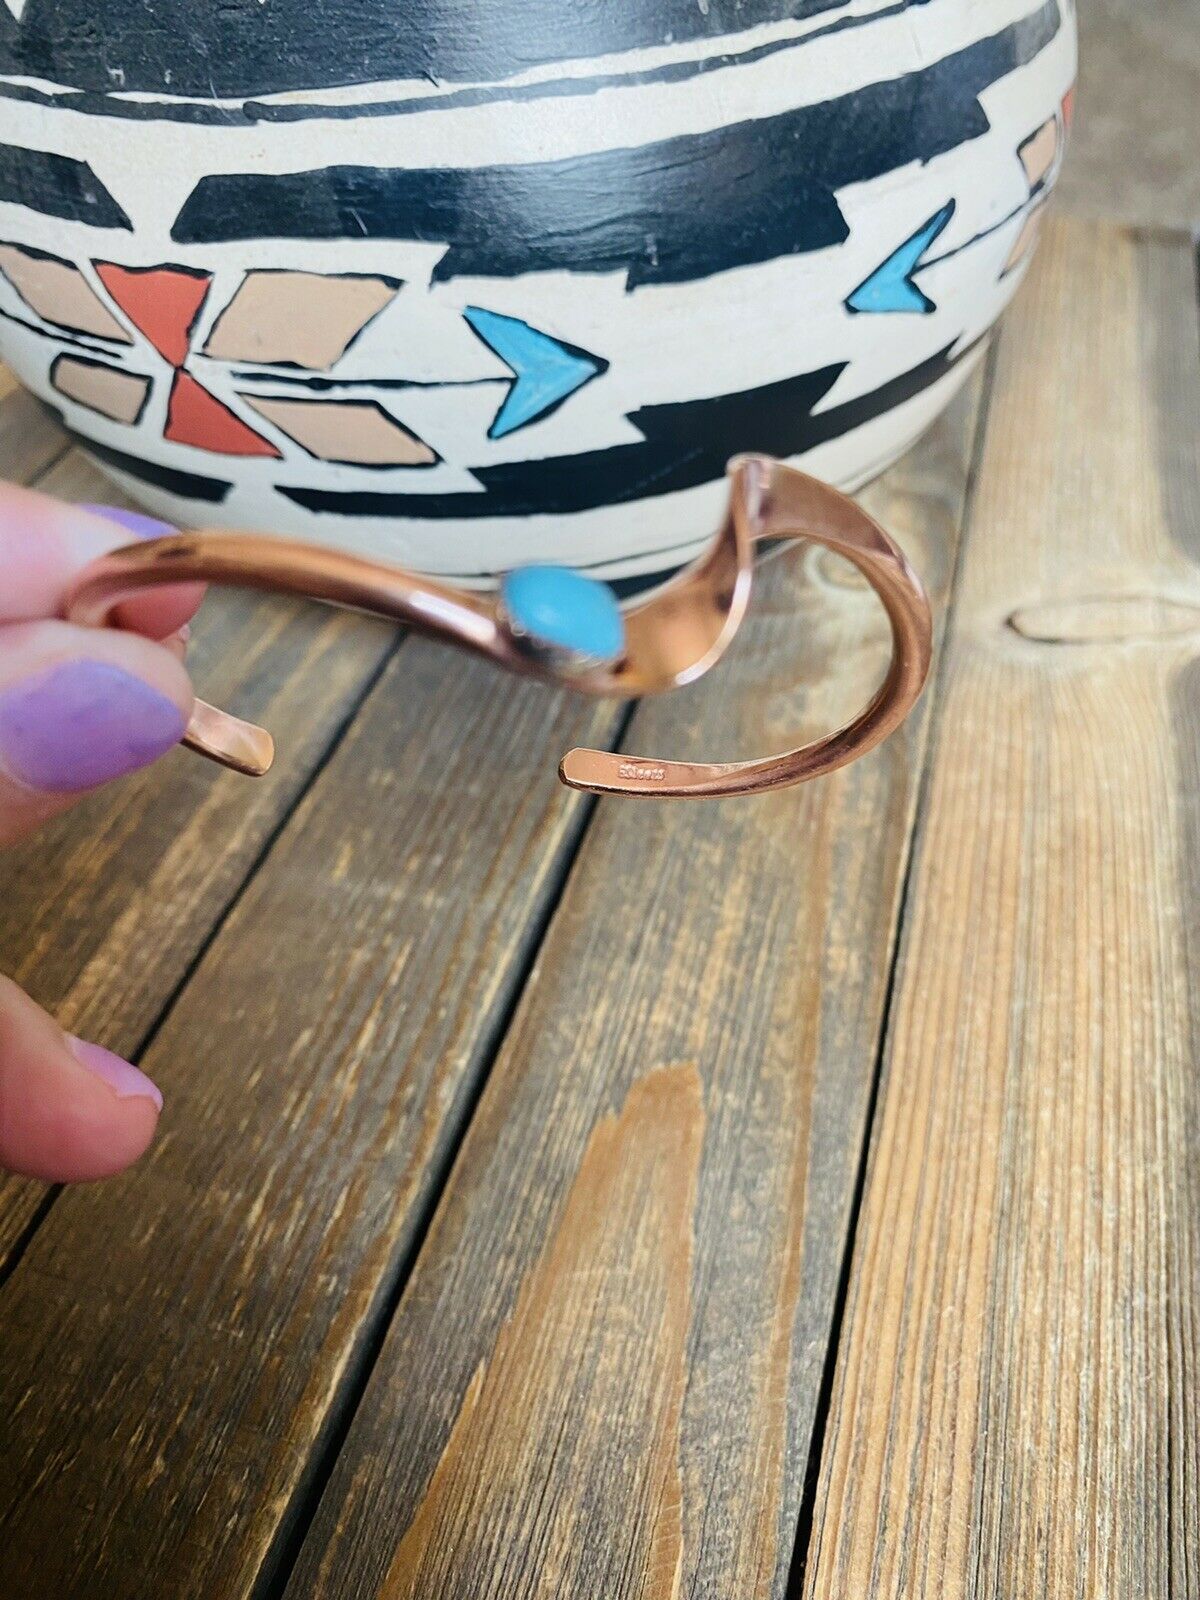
[500,564,624,666]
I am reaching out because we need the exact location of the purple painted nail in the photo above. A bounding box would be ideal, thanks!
[69,1037,163,1111]
[80,504,176,541]
[0,659,187,793]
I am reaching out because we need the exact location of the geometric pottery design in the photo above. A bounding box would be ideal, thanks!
[0,0,1078,588]
[0,247,606,465]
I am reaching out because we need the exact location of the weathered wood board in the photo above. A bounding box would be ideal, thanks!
[801,221,1200,1600]
[276,375,987,1600]
[0,630,626,1596]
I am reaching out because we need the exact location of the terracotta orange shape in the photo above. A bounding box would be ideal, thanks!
[165,370,282,457]
[95,262,211,366]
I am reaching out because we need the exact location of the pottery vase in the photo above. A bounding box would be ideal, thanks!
[0,0,1075,590]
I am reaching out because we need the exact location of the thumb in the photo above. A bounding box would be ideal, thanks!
[0,619,194,847]
[0,976,162,1182]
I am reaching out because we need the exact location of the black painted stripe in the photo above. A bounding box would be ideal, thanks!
[2,0,854,99]
[227,370,499,393]
[61,424,233,502]
[279,334,984,522]
[404,541,724,591]
[0,304,121,354]
[172,0,1060,290]
[0,0,933,126]
[0,144,131,229]
[608,566,687,600]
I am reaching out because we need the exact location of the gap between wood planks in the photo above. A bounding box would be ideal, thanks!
[784,338,1001,1600]
[246,714,635,1600]
[799,221,1200,1599]
[0,632,406,1288]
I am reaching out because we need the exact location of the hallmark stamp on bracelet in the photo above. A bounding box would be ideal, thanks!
[619,762,667,781]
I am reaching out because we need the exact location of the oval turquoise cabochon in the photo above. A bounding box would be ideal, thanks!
[0,0,1076,588]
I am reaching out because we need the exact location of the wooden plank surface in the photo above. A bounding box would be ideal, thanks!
[0,635,626,1597]
[0,370,67,484]
[1059,0,1200,230]
[5,209,1189,1600]
[0,447,397,1260]
[801,221,1200,1597]
[274,370,988,1600]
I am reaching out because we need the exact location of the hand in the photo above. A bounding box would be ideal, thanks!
[0,485,203,1183]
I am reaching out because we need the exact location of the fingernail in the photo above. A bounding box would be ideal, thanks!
[69,1037,163,1111]
[80,504,176,540]
[0,659,187,793]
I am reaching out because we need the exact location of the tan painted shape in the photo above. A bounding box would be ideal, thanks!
[0,246,132,343]
[241,394,435,465]
[378,1063,703,1600]
[203,272,398,368]
[51,357,149,424]
[1003,206,1045,274]
[1019,117,1059,189]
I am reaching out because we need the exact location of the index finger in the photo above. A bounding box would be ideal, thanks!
[0,481,204,638]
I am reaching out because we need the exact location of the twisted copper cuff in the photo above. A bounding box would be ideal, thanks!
[65,456,931,799]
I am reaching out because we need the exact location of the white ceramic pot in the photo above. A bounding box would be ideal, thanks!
[0,0,1075,591]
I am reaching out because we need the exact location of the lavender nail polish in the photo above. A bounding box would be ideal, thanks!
[80,504,176,541]
[69,1037,163,1111]
[0,659,187,793]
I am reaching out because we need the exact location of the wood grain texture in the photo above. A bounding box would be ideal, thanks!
[1058,0,1200,229]
[382,1063,704,1600]
[801,221,1200,1598]
[0,450,396,1261]
[0,372,67,483]
[277,371,987,1600]
[0,635,625,1598]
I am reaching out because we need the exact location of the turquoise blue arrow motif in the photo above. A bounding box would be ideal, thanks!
[845,200,957,315]
[463,306,607,439]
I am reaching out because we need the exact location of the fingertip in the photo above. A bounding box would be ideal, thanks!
[0,486,203,639]
[0,623,194,799]
[116,581,207,644]
[68,1038,163,1113]
[79,504,205,640]
[0,979,162,1182]
[61,1037,162,1180]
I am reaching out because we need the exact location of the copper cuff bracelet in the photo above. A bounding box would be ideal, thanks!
[65,454,932,800]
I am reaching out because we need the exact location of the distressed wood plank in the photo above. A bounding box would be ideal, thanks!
[0,449,396,1260]
[275,368,988,1600]
[1058,0,1200,230]
[801,221,1200,1598]
[0,372,68,483]
[0,626,626,1596]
